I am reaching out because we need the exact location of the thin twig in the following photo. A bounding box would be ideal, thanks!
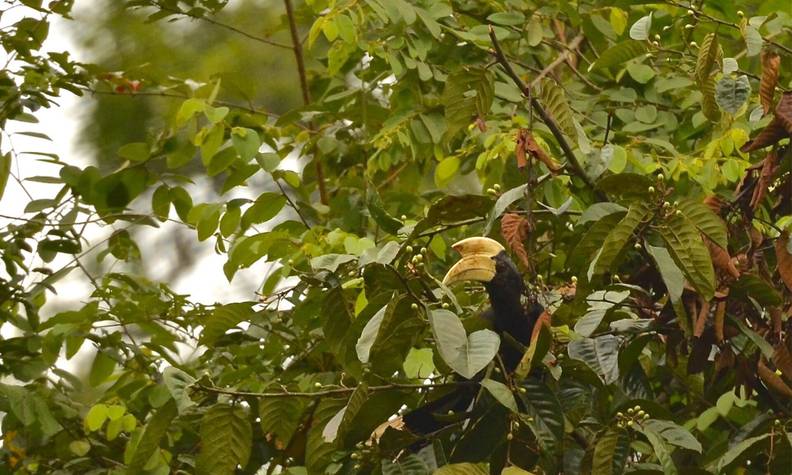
[195,380,475,398]
[528,34,585,89]
[150,1,292,50]
[284,0,329,206]
[275,179,310,228]
[488,27,601,197]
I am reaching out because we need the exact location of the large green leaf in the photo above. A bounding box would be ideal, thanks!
[196,404,252,475]
[127,400,178,474]
[659,213,716,299]
[645,242,684,303]
[567,335,620,384]
[715,75,751,114]
[517,379,564,452]
[588,41,647,72]
[429,309,500,379]
[442,68,494,138]
[716,433,770,471]
[259,397,307,449]
[676,198,727,249]
[642,419,701,452]
[201,302,255,345]
[590,201,651,277]
[306,398,348,473]
[592,428,629,475]
[434,463,489,475]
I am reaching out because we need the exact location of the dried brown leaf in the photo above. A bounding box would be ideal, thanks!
[501,213,531,269]
[694,298,711,338]
[368,417,405,446]
[515,129,529,169]
[773,343,792,380]
[760,51,781,114]
[758,359,792,397]
[740,118,789,152]
[770,307,783,336]
[523,132,562,172]
[775,91,792,134]
[750,150,780,210]
[703,195,726,214]
[776,231,792,292]
[705,237,740,279]
[714,300,726,343]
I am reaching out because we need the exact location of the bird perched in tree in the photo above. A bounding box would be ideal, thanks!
[399,236,545,437]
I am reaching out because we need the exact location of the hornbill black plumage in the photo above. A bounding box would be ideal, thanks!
[400,237,545,437]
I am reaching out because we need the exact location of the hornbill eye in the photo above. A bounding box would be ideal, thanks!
[442,236,505,286]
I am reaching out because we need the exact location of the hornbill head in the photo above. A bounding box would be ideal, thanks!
[442,236,541,367]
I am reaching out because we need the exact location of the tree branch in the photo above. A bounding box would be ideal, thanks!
[195,380,475,399]
[488,27,600,196]
[284,0,329,206]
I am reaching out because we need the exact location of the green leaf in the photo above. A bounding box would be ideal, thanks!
[642,419,701,452]
[638,424,677,475]
[715,75,751,114]
[152,185,170,220]
[429,309,500,379]
[367,189,404,235]
[356,304,388,363]
[517,379,564,451]
[743,25,763,57]
[306,397,348,473]
[434,156,460,187]
[163,367,196,414]
[539,78,576,136]
[403,348,435,379]
[627,63,655,83]
[241,193,286,229]
[592,428,628,475]
[231,127,261,162]
[660,212,716,299]
[484,184,527,234]
[434,463,489,474]
[567,335,620,384]
[0,152,12,201]
[201,302,255,345]
[716,433,770,471]
[85,403,109,431]
[442,67,494,138]
[645,242,684,303]
[118,142,149,162]
[676,198,728,248]
[127,400,178,474]
[589,41,647,72]
[89,350,116,386]
[196,404,252,475]
[590,201,651,277]
[629,13,652,40]
[480,378,518,412]
[176,98,206,126]
[487,12,525,26]
[259,397,307,448]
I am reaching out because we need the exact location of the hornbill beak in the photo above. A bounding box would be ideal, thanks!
[442,237,505,286]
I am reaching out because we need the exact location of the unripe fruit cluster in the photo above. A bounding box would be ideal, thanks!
[616,405,649,428]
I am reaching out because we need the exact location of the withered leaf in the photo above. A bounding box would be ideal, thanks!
[749,150,780,210]
[775,91,792,134]
[501,212,531,269]
[760,50,781,114]
[705,237,740,279]
[740,118,789,152]
[775,231,792,292]
[758,359,792,397]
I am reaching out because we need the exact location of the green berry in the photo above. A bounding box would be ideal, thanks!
[411,303,419,310]
[648,186,655,193]
[506,433,514,441]
[314,382,322,388]
[626,420,634,427]
[627,408,634,415]
[441,302,450,309]
[493,184,501,191]
[405,245,414,254]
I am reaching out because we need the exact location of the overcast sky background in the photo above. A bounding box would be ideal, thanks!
[0,2,277,354]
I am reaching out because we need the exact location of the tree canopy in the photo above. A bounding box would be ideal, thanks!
[1,0,792,473]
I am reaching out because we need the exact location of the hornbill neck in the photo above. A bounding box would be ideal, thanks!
[483,252,527,336]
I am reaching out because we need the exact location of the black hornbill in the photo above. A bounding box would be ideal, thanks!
[401,236,545,436]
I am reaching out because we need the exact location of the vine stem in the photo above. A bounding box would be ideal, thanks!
[284,0,329,206]
[195,380,476,399]
[488,27,603,199]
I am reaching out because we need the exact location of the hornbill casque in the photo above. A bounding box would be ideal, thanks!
[400,236,545,437]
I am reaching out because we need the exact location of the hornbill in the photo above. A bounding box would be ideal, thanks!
[400,236,545,437]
